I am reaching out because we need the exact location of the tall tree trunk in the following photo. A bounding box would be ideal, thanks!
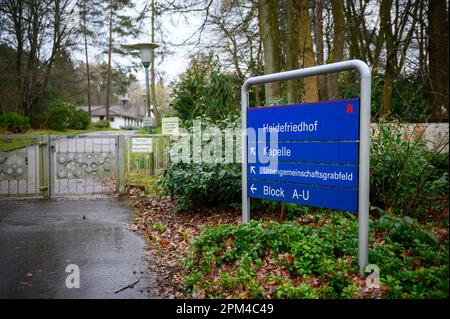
[286,0,300,104]
[3,0,29,114]
[105,5,113,121]
[253,42,263,106]
[150,0,160,125]
[372,1,387,77]
[380,0,394,118]
[381,61,395,118]
[82,4,92,116]
[257,0,281,105]
[344,0,360,60]
[418,1,426,76]
[13,0,24,114]
[254,85,262,106]
[327,0,345,99]
[428,0,449,119]
[297,0,318,102]
[313,0,326,99]
[35,0,64,112]
[23,1,40,116]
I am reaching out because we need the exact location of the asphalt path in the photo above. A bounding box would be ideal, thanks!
[0,199,157,299]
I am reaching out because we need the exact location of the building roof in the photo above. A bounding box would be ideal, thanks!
[78,105,146,120]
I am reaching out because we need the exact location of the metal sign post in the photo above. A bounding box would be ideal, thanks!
[241,60,371,275]
[142,117,155,175]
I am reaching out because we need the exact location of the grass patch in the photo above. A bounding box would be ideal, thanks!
[0,137,37,152]
[0,127,122,152]
[152,222,167,233]
[125,171,161,195]
[136,126,162,135]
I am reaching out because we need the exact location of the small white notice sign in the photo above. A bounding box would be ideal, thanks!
[162,117,179,135]
[132,137,152,153]
[143,117,153,127]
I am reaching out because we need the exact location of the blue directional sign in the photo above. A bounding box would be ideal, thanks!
[247,99,360,141]
[248,180,357,212]
[247,162,358,188]
[247,98,360,212]
[248,141,358,164]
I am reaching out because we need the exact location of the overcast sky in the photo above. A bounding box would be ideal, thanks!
[78,0,206,87]
[71,0,207,90]
[131,3,199,84]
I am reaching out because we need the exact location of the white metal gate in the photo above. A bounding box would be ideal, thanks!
[0,136,48,199]
[49,135,124,197]
[0,135,125,199]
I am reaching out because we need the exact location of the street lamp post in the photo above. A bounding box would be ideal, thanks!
[145,66,151,133]
[131,42,159,175]
[131,42,159,127]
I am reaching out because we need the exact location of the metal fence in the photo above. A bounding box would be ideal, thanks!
[0,135,126,199]
[0,133,172,199]
[125,134,170,191]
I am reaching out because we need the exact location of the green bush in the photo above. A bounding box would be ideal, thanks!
[69,108,91,130]
[159,116,241,211]
[370,211,449,298]
[46,99,90,131]
[0,112,30,133]
[170,54,240,123]
[159,162,241,211]
[46,99,74,131]
[370,123,448,217]
[93,120,110,129]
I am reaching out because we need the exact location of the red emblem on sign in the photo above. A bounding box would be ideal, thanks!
[346,103,354,114]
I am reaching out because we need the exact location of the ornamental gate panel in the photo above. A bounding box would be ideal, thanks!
[0,135,125,199]
[49,135,124,197]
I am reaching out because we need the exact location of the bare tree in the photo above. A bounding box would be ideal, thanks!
[0,0,78,115]
[297,0,318,102]
[78,0,104,116]
[258,0,281,105]
[313,0,327,98]
[380,0,419,118]
[286,0,300,103]
[327,0,345,99]
[104,0,136,121]
[428,0,449,119]
[105,2,114,120]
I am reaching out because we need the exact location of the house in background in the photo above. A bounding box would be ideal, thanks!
[78,97,148,129]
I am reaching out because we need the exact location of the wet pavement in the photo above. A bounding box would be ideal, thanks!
[0,199,157,299]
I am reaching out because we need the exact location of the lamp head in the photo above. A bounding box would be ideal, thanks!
[130,43,159,67]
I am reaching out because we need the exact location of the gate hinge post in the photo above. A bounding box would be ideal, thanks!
[116,135,126,193]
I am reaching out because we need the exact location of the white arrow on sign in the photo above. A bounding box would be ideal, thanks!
[250,184,257,193]
[250,147,256,155]
[250,166,256,174]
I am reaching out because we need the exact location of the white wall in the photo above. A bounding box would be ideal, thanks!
[90,115,145,129]
[371,122,449,152]
[109,117,125,129]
